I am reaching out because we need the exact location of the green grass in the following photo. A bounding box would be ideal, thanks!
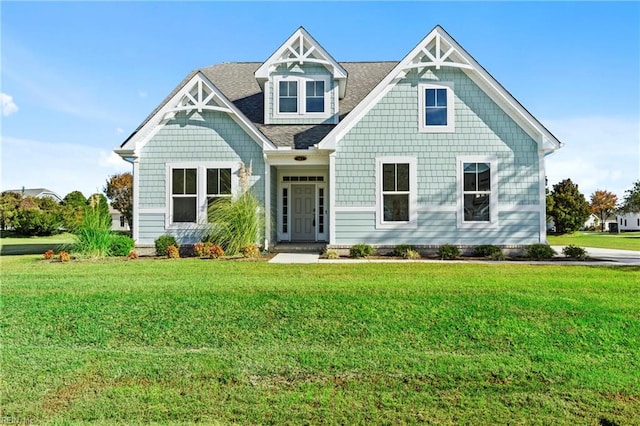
[548,231,640,251]
[1,256,639,424]
[0,232,77,255]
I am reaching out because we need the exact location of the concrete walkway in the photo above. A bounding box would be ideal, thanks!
[269,247,639,265]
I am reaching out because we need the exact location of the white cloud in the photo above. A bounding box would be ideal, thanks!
[1,92,19,116]
[116,127,125,134]
[543,116,639,199]
[1,136,131,199]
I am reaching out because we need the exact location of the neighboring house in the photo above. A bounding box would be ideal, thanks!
[115,26,562,249]
[582,214,617,231]
[5,188,63,203]
[617,212,640,232]
[110,206,130,232]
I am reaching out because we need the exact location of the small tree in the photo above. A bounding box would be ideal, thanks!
[61,190,87,232]
[548,179,590,234]
[104,173,133,230]
[590,190,617,232]
[619,180,640,213]
[13,196,63,236]
[0,191,22,231]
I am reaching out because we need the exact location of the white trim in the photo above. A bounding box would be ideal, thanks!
[418,82,455,133]
[264,158,271,250]
[329,152,336,244]
[165,161,240,230]
[538,149,547,243]
[456,155,498,229]
[316,25,562,152]
[132,158,140,242]
[375,156,418,229]
[272,75,332,120]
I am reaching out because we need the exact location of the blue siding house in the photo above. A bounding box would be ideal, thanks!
[115,26,562,250]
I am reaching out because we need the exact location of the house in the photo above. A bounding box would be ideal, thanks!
[5,188,63,203]
[115,26,562,250]
[110,206,130,232]
[582,214,617,231]
[617,212,640,232]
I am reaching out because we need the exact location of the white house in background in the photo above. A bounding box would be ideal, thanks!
[582,214,617,231]
[617,212,640,231]
[110,206,130,232]
[5,188,62,203]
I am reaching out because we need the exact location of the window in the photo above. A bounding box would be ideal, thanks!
[120,216,125,228]
[376,157,417,229]
[207,168,232,208]
[274,76,330,117]
[457,157,497,228]
[172,168,197,223]
[306,81,325,113]
[168,163,237,227]
[419,83,454,132]
[278,81,298,113]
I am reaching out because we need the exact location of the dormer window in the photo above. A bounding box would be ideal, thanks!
[274,76,330,118]
[418,82,455,133]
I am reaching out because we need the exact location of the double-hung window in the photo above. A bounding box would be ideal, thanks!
[457,157,497,227]
[278,81,298,113]
[171,168,197,223]
[274,76,330,118]
[376,157,417,229]
[419,82,454,132]
[207,168,232,208]
[305,81,325,113]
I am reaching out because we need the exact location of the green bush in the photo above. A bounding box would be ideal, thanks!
[437,244,460,260]
[155,235,178,256]
[562,244,587,260]
[13,196,63,236]
[474,244,502,258]
[393,244,413,257]
[526,244,556,260]
[109,235,135,256]
[350,244,375,258]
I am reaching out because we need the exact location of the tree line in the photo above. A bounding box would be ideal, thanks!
[1,173,132,236]
[547,179,640,234]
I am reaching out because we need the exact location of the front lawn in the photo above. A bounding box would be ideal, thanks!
[548,231,640,251]
[0,232,77,255]
[1,256,638,424]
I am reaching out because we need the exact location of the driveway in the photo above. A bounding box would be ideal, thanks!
[551,246,640,265]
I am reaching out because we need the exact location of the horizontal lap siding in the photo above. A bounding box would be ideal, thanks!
[334,67,542,245]
[335,211,540,245]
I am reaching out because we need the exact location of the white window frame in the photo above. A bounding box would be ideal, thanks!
[456,156,498,228]
[418,82,455,133]
[166,161,239,229]
[273,75,332,119]
[375,157,417,229]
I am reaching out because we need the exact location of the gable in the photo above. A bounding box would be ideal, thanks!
[318,26,563,153]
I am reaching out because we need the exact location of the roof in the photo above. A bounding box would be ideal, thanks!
[122,61,397,150]
[4,188,62,201]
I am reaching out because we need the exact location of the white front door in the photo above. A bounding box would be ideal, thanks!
[291,184,315,241]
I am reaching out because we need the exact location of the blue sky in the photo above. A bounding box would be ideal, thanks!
[2,1,638,202]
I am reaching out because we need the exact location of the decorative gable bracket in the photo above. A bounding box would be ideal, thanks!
[166,77,233,116]
[255,27,348,98]
[402,30,473,73]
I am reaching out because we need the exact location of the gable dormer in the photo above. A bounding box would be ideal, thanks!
[255,27,347,125]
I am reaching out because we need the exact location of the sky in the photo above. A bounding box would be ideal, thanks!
[1,1,639,202]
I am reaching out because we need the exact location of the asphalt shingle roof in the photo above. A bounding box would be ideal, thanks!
[124,62,398,150]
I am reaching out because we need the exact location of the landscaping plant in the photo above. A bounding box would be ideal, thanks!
[241,244,260,258]
[324,248,340,259]
[43,249,54,260]
[350,244,375,258]
[393,244,413,257]
[109,235,135,257]
[73,203,113,258]
[208,244,224,259]
[155,235,178,256]
[562,244,587,260]
[526,243,556,260]
[437,244,460,260]
[404,249,421,260]
[166,245,180,259]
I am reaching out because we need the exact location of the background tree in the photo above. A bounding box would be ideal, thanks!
[619,180,640,213]
[0,191,22,232]
[104,172,133,230]
[61,190,87,232]
[87,193,111,227]
[13,196,63,236]
[590,190,617,232]
[547,179,590,234]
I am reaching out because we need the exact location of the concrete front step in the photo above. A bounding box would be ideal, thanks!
[271,243,326,254]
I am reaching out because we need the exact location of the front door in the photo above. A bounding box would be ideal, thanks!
[291,184,315,241]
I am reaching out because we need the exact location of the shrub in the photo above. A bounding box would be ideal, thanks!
[73,204,112,257]
[58,251,71,262]
[155,234,177,256]
[526,244,556,260]
[194,242,208,257]
[393,244,413,257]
[241,244,260,259]
[43,249,54,260]
[13,196,63,236]
[562,244,587,260]
[109,235,134,256]
[474,245,502,258]
[324,249,340,259]
[350,244,375,258]
[166,245,180,259]
[127,250,139,260]
[404,249,421,260]
[208,244,225,259]
[437,244,460,260]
